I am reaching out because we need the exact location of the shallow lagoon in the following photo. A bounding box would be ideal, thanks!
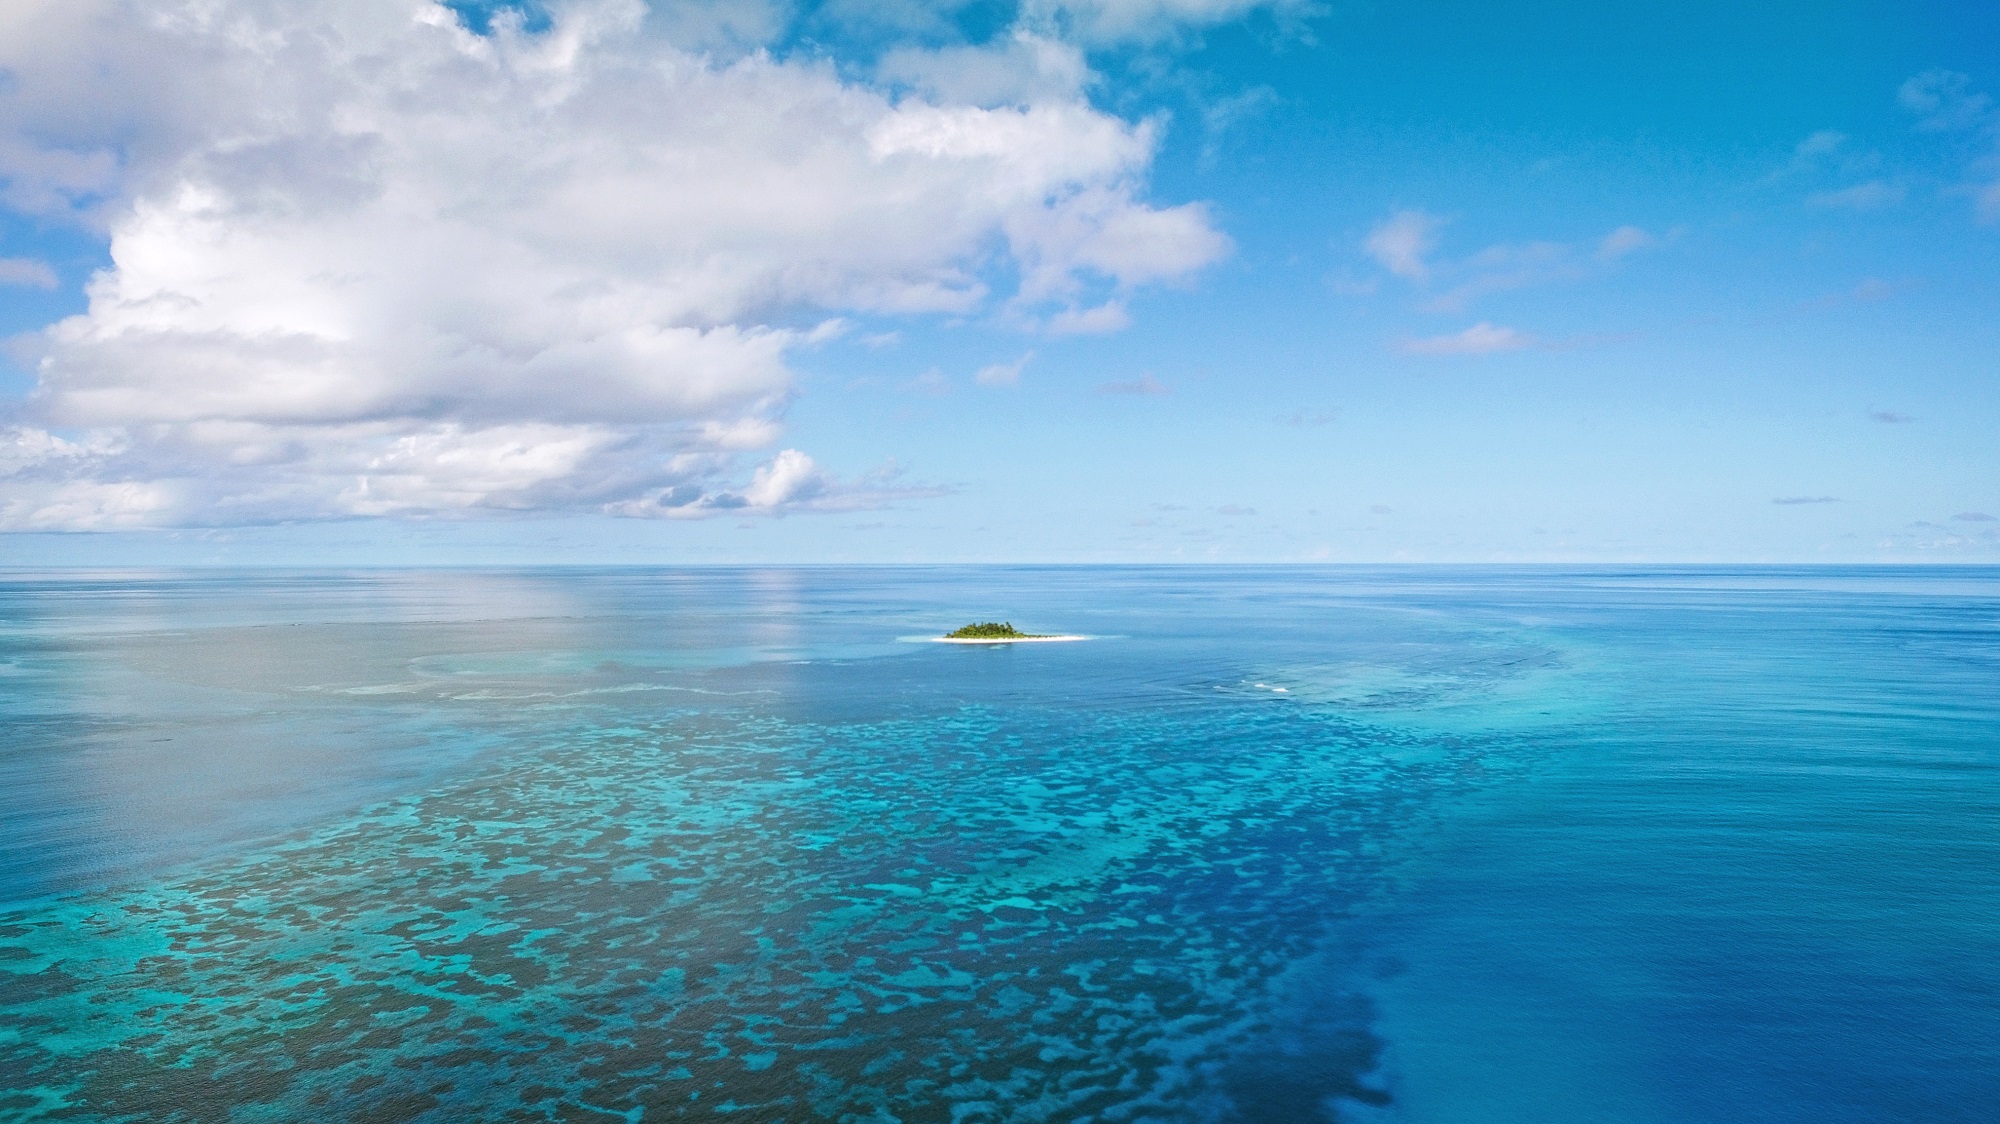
[1,567,1995,1120]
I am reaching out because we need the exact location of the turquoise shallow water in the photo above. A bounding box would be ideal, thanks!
[0,567,1995,1121]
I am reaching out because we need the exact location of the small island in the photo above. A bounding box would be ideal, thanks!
[946,621,1043,639]
[936,621,1088,644]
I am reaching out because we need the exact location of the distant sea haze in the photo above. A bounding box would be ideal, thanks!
[1,566,1995,1122]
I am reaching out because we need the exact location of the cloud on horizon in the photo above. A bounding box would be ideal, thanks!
[0,0,1234,529]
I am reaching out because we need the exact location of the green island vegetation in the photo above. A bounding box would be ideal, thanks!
[943,621,1051,639]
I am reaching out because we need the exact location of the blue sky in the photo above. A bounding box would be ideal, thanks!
[1,0,1996,563]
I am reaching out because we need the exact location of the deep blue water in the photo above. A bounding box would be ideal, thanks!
[0,566,1995,1121]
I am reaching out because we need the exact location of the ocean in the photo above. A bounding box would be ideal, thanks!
[0,566,1995,1121]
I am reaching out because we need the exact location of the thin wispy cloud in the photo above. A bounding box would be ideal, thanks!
[1400,323,1535,356]
[902,370,951,396]
[1869,409,1915,423]
[1896,69,2000,221]
[1325,273,1380,297]
[1768,121,1903,221]
[1772,496,1840,505]
[1807,181,1905,210]
[1363,210,1445,280]
[1419,241,1578,312]
[1954,511,1997,522]
[1199,85,1280,165]
[1278,410,1337,426]
[975,352,1035,388]
[1016,0,1318,45]
[0,258,58,289]
[1779,127,1878,181]
[1364,212,1666,312]
[599,449,939,519]
[1046,301,1135,336]
[1597,225,1655,260]
[1899,70,1994,133]
[1097,373,1171,395]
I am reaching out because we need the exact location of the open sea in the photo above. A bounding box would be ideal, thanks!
[0,566,1996,1122]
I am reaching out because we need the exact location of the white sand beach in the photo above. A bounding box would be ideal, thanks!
[933,635,1089,644]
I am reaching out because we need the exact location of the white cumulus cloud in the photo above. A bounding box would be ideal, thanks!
[0,0,1232,529]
